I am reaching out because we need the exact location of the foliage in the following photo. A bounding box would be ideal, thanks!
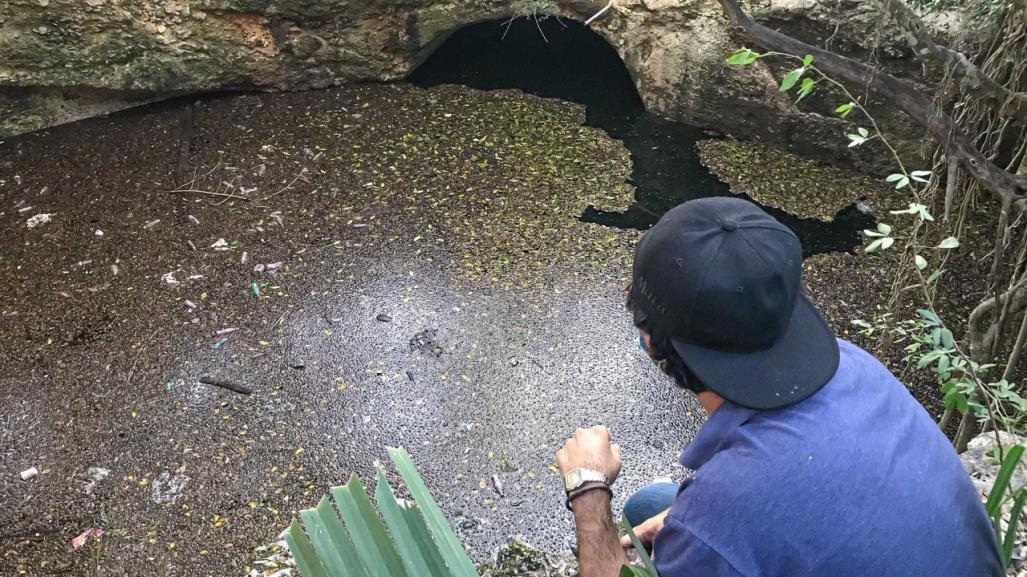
[288,448,658,577]
[728,44,1026,565]
[287,447,479,577]
[987,445,1027,566]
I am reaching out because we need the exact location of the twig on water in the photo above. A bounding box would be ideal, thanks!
[263,170,308,201]
[199,376,253,395]
[126,328,160,386]
[171,188,252,201]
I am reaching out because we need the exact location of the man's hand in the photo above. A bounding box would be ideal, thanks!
[619,508,670,551]
[555,426,627,577]
[555,425,622,483]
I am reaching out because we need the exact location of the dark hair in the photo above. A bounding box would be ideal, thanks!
[626,286,708,395]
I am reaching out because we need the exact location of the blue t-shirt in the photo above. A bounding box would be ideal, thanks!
[652,339,1003,577]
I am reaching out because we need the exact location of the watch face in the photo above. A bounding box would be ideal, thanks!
[565,469,582,491]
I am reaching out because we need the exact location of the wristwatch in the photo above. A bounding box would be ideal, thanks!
[564,468,610,492]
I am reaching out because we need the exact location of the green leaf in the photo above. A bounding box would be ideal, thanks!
[851,319,872,329]
[726,48,760,65]
[917,308,941,326]
[287,519,330,577]
[621,518,657,576]
[864,237,887,253]
[876,223,892,235]
[910,170,932,183]
[986,445,1026,519]
[846,134,866,148]
[885,173,910,189]
[619,566,653,577]
[796,77,815,101]
[944,389,968,413]
[936,236,960,249]
[1002,489,1027,564]
[802,54,814,67]
[388,447,480,577]
[399,504,450,577]
[332,476,408,577]
[300,498,363,577]
[779,68,804,92]
[835,102,856,117]
[939,328,954,349]
[914,254,928,270]
[926,268,945,285]
[858,127,870,138]
[375,472,435,577]
[863,229,883,238]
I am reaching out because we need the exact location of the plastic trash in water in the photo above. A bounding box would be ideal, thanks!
[71,528,105,549]
[20,467,38,481]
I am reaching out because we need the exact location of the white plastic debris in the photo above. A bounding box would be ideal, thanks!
[187,214,200,225]
[266,261,284,272]
[161,272,179,285]
[216,327,238,337]
[186,240,197,251]
[95,229,104,236]
[26,213,53,228]
[184,299,197,309]
[111,264,119,275]
[83,466,110,495]
[210,238,229,251]
[20,467,38,481]
[17,205,33,213]
[240,251,248,264]
[144,219,160,229]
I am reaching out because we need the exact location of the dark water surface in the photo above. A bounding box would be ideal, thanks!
[410,18,874,256]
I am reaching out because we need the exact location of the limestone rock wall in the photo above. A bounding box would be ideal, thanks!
[0,0,969,169]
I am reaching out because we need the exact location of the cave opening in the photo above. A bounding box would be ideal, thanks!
[409,17,873,255]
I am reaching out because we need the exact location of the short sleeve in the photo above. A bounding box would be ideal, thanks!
[652,517,745,577]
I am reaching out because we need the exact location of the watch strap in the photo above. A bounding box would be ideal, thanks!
[565,481,613,511]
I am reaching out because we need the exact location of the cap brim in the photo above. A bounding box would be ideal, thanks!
[671,294,840,410]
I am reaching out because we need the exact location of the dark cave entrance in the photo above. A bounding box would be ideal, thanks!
[409,17,873,256]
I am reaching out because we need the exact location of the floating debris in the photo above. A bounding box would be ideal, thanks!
[199,376,252,395]
[188,214,200,225]
[187,240,197,251]
[20,467,38,481]
[375,313,392,323]
[94,229,104,236]
[151,471,190,505]
[212,338,228,350]
[251,282,260,297]
[184,299,197,309]
[144,219,161,229]
[216,327,238,337]
[71,528,105,550]
[111,264,119,275]
[25,213,52,228]
[83,466,110,495]
[492,474,504,497]
[161,272,179,285]
[240,251,248,264]
[211,238,229,251]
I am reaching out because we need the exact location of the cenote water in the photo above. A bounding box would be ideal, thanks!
[410,18,873,257]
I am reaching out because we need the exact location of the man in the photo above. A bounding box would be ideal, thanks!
[555,197,1003,577]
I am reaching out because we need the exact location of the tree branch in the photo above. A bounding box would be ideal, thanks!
[716,0,1027,208]
[874,0,1027,125]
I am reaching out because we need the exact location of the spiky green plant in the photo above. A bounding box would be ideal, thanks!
[287,446,657,577]
[286,447,480,577]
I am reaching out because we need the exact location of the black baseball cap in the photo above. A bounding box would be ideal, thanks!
[630,197,839,410]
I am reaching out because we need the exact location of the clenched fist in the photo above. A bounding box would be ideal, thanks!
[555,425,622,483]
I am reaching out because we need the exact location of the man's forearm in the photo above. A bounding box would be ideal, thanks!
[573,490,629,577]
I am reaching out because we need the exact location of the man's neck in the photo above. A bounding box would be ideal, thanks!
[698,391,725,415]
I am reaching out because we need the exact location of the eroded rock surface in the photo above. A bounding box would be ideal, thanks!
[0,0,971,168]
